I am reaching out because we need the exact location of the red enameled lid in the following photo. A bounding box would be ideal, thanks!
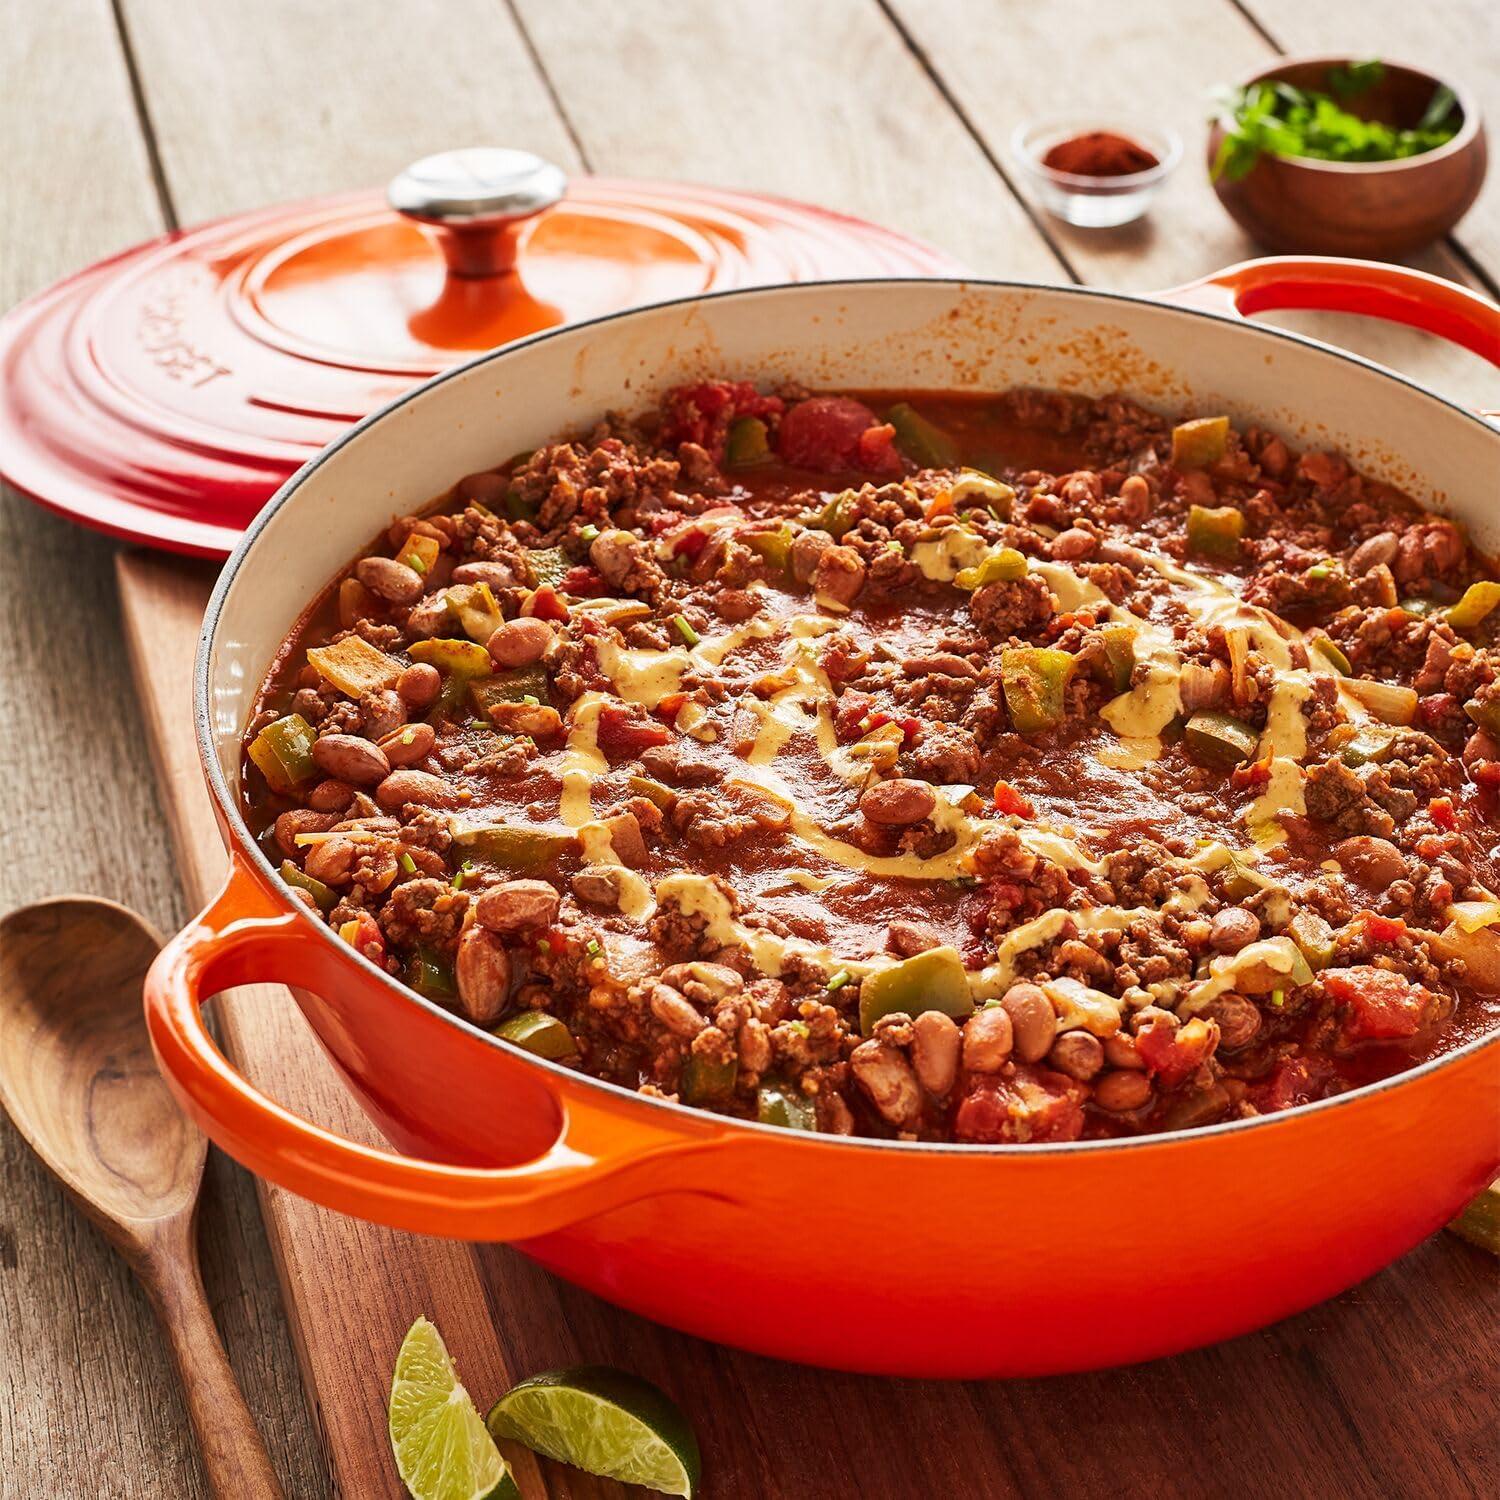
[0,149,963,557]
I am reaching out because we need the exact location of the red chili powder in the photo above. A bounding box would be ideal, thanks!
[1042,131,1159,177]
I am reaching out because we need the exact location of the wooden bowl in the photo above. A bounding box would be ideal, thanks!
[1208,58,1487,256]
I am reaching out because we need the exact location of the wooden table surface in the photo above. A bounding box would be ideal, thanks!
[2,3,1497,1497]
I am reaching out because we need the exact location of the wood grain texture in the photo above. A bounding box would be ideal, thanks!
[0,897,283,1500]
[5,0,1499,1497]
[507,0,1064,279]
[0,4,324,1498]
[883,0,1499,410]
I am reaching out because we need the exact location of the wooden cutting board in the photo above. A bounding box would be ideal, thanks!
[116,550,1496,1500]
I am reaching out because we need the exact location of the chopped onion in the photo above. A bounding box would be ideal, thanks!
[1449,900,1500,934]
[1343,677,1418,725]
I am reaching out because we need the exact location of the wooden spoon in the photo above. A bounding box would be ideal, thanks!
[0,896,284,1499]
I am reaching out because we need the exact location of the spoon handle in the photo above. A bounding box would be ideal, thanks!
[144,1244,287,1500]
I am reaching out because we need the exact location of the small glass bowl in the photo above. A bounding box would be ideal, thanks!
[1011,117,1182,228]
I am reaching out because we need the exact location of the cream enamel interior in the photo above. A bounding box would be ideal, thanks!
[204,277,1500,846]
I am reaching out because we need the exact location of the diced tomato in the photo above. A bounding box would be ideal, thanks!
[1427,796,1458,831]
[1323,965,1431,1042]
[595,703,671,760]
[556,567,605,599]
[654,691,689,725]
[992,779,1035,819]
[1362,913,1407,945]
[338,913,385,965]
[1417,692,1458,727]
[898,717,921,746]
[854,421,903,476]
[777,396,900,473]
[522,584,572,620]
[658,380,784,460]
[1476,762,1500,789]
[1231,753,1274,791]
[952,1065,1086,1144]
[1133,1014,1217,1087]
[1258,1055,1338,1113]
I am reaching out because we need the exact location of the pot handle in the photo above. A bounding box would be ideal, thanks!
[1160,257,1500,390]
[144,860,728,1241]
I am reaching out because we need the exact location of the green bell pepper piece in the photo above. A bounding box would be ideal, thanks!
[1446,581,1500,631]
[1171,416,1229,469]
[455,824,577,870]
[955,546,1028,590]
[526,546,570,587]
[407,944,456,1000]
[725,416,772,468]
[408,637,493,677]
[279,858,336,913]
[681,1054,737,1103]
[757,1082,816,1131]
[1287,910,1337,971]
[1309,637,1351,675]
[1099,624,1137,693]
[1184,710,1260,770]
[1339,722,1400,766]
[248,713,318,795]
[470,666,549,721]
[858,946,975,1035]
[1000,647,1075,734]
[1186,504,1244,561]
[886,402,958,468]
[802,489,857,539]
[743,523,794,573]
[494,1010,577,1059]
[444,582,505,645]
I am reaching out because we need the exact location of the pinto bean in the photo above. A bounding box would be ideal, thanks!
[572,865,625,907]
[303,835,359,887]
[487,616,553,668]
[1048,1030,1104,1081]
[1095,538,1150,572]
[274,809,336,858]
[1201,992,1262,1052]
[453,471,507,507]
[650,983,706,1038]
[886,919,940,957]
[312,733,391,786]
[812,545,866,607]
[474,878,560,933]
[660,962,743,999]
[1209,905,1261,954]
[378,721,436,768]
[404,593,452,638]
[455,926,511,1027]
[859,778,936,826]
[307,778,356,814]
[1335,835,1407,889]
[1094,1070,1153,1112]
[911,1011,961,1097]
[396,662,441,710]
[375,769,455,811]
[1349,531,1398,574]
[1103,1033,1146,1070]
[355,554,423,605]
[452,558,520,588]
[589,529,642,586]
[1052,527,1097,561]
[789,529,833,583]
[999,982,1056,1063]
[850,1039,922,1128]
[362,689,407,740]
[961,1005,1014,1072]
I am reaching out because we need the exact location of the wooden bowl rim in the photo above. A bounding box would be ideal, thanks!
[1223,53,1484,176]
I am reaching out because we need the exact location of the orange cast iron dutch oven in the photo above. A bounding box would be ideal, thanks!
[145,262,1500,1378]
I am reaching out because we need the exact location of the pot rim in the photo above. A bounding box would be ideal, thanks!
[1220,54,1485,176]
[195,273,1500,1159]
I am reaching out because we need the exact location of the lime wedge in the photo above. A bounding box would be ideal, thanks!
[487,1366,700,1497]
[389,1317,519,1500]
[1448,1179,1500,1254]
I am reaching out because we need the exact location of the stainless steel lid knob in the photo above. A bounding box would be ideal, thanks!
[387,148,568,278]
